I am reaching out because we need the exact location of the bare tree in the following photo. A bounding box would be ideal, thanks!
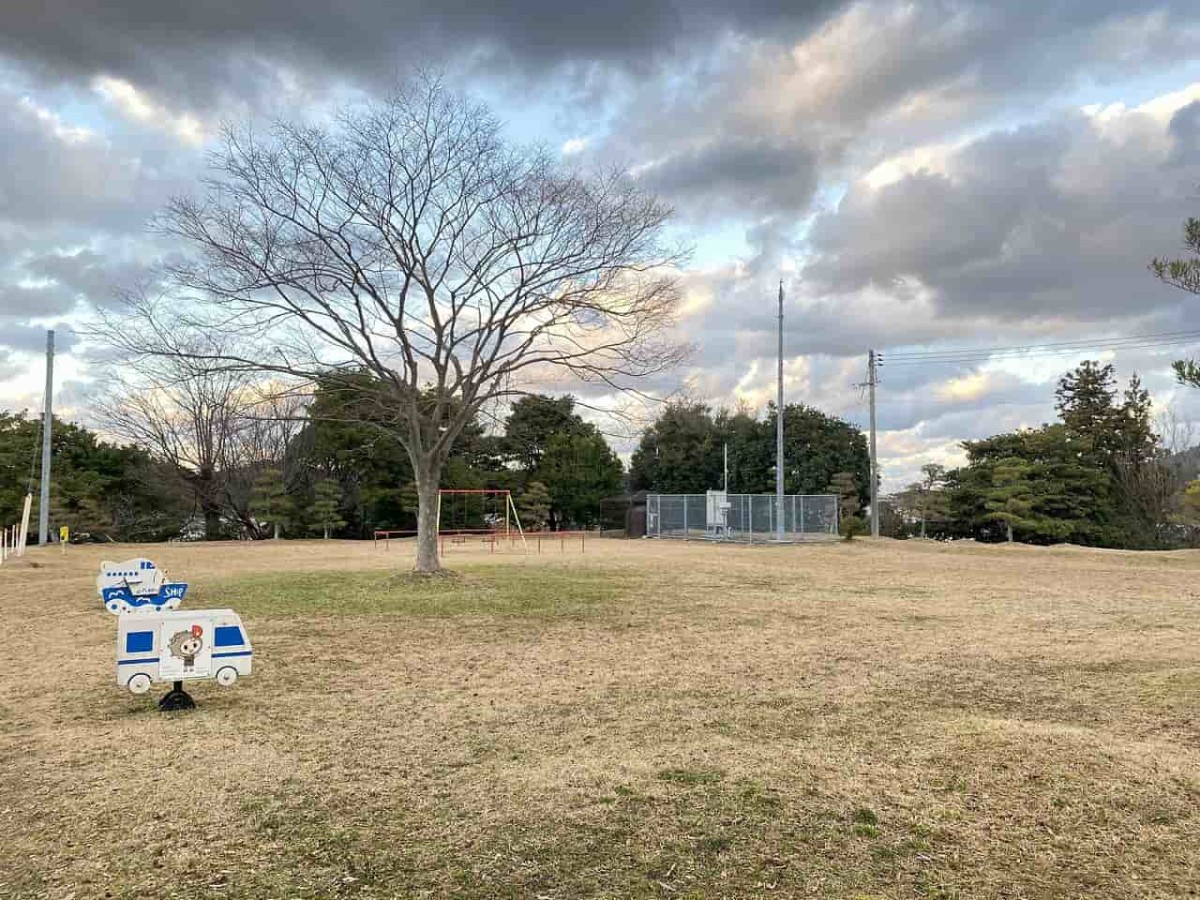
[135,75,684,571]
[223,385,310,535]
[99,347,253,540]
[1112,406,1199,547]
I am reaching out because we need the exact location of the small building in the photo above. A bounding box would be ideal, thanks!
[599,491,649,538]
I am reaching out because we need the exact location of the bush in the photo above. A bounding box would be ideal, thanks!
[841,515,868,541]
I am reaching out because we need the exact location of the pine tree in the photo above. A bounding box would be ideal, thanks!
[517,481,552,531]
[983,458,1037,543]
[1055,360,1121,459]
[308,479,346,540]
[1119,373,1157,464]
[249,467,293,539]
[826,470,864,537]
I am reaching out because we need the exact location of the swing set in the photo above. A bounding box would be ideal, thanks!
[436,489,527,550]
[374,488,586,554]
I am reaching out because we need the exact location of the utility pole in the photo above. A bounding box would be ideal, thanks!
[776,280,785,542]
[39,329,54,545]
[723,442,728,492]
[868,348,879,538]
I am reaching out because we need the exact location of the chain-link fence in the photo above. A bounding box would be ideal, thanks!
[645,493,839,542]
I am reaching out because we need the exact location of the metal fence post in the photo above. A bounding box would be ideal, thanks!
[683,495,689,540]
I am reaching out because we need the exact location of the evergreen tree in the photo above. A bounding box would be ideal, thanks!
[1151,215,1200,385]
[308,479,346,539]
[628,401,721,493]
[537,432,624,528]
[983,458,1037,543]
[826,470,862,522]
[249,467,293,538]
[629,401,869,498]
[505,396,592,477]
[951,425,1116,545]
[1119,373,1157,464]
[502,394,623,528]
[1055,360,1122,460]
[0,412,182,541]
[517,481,552,530]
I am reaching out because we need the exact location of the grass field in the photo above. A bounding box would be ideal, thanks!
[2,537,1199,899]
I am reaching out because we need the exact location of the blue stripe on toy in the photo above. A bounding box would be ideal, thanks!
[212,650,253,659]
[118,657,159,665]
[101,583,189,609]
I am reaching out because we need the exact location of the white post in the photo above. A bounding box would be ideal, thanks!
[39,330,54,546]
[869,349,879,539]
[776,282,785,543]
[507,492,528,549]
[18,493,31,556]
[683,495,689,540]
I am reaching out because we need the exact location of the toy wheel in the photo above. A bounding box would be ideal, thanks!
[215,666,238,687]
[127,672,152,695]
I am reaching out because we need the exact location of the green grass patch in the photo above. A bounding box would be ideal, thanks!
[196,564,644,623]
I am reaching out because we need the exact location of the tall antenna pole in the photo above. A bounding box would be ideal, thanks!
[39,329,54,545]
[776,280,785,542]
[868,349,879,538]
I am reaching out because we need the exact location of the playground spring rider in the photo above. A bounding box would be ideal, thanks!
[100,558,254,711]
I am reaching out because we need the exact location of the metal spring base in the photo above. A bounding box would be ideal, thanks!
[158,680,195,712]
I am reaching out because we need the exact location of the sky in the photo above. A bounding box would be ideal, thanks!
[3,1,1200,490]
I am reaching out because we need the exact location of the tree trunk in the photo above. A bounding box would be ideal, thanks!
[323,525,330,540]
[415,465,443,572]
[273,521,281,540]
[1006,523,1014,543]
[202,503,222,541]
[920,515,926,540]
[190,470,223,541]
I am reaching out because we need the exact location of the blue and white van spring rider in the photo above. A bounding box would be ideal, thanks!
[101,558,253,711]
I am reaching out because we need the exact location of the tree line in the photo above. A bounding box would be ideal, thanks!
[882,361,1200,548]
[0,383,624,541]
[7,359,1199,548]
[628,401,873,533]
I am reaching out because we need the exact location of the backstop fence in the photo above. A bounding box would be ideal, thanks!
[645,492,839,542]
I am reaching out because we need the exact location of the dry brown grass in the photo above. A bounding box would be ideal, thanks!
[2,537,1199,899]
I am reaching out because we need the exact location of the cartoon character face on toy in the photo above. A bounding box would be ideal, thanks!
[168,624,204,671]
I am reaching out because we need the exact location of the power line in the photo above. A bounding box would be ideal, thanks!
[883,328,1200,365]
[885,327,1200,358]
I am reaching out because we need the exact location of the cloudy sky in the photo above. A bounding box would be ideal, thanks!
[4,0,1200,489]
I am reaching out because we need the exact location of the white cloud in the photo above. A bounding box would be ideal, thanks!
[561,136,587,155]
[92,76,207,144]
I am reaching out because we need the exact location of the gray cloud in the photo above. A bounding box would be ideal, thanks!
[638,137,821,221]
[0,1,848,105]
[0,88,188,234]
[598,0,1200,225]
[0,83,186,335]
[804,103,1200,324]
[0,284,76,318]
[0,323,75,355]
